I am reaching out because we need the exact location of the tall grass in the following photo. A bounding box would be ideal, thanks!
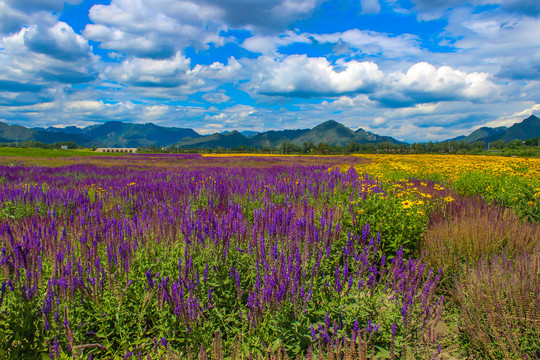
[419,197,539,286]
[454,252,540,360]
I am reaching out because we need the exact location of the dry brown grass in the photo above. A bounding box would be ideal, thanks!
[419,197,539,285]
[454,252,540,360]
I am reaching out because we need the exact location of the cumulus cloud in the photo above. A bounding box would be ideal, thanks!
[192,58,242,81]
[248,55,384,97]
[241,32,311,54]
[0,91,214,128]
[64,100,106,112]
[84,0,225,58]
[24,22,92,62]
[197,0,324,31]
[102,53,243,99]
[378,62,499,106]
[203,91,231,104]
[246,56,497,106]
[241,29,420,57]
[83,24,179,59]
[0,0,81,34]
[497,52,540,80]
[84,0,324,58]
[105,53,194,89]
[199,104,269,132]
[0,22,97,107]
[0,2,30,34]
[360,0,381,14]
[435,9,540,81]
[312,29,421,58]
[0,89,56,107]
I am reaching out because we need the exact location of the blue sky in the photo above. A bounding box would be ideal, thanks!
[1,0,539,142]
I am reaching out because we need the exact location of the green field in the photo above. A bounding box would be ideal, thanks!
[0,147,124,158]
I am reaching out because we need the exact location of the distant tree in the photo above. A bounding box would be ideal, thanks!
[378,141,396,153]
[346,141,360,153]
[507,139,523,149]
[317,143,328,155]
[472,141,486,149]
[302,142,315,154]
[360,143,376,153]
[490,140,506,149]
[524,137,539,147]
[413,143,426,153]
[399,143,408,153]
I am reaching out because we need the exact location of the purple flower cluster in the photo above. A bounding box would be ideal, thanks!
[0,155,442,358]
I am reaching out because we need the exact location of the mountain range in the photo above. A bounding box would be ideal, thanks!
[0,120,402,148]
[443,115,540,144]
[0,115,538,149]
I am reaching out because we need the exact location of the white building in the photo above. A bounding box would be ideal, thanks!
[95,148,137,153]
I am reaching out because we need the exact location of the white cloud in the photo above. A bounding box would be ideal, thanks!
[197,0,324,31]
[360,0,380,14]
[241,29,420,57]
[24,22,92,62]
[0,0,81,34]
[200,104,265,131]
[103,53,244,99]
[105,52,192,88]
[246,56,498,106]
[64,100,106,112]
[84,0,225,58]
[241,31,311,54]
[203,91,231,104]
[103,52,206,98]
[385,62,498,103]
[242,36,282,54]
[482,102,540,127]
[248,55,384,97]
[192,57,242,81]
[312,29,421,58]
[84,0,325,58]
[0,22,97,106]
[142,104,171,119]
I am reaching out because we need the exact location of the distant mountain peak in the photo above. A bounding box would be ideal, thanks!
[314,120,346,129]
[523,114,539,122]
[441,114,539,143]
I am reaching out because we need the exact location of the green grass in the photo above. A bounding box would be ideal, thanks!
[0,147,124,158]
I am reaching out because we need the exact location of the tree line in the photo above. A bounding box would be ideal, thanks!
[143,137,540,157]
[1,138,538,157]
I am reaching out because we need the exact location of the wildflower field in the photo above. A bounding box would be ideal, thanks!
[0,152,539,359]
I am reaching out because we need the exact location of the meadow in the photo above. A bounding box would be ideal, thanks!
[0,153,538,359]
